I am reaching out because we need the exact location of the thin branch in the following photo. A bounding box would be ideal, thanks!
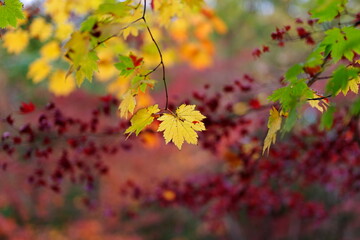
[307,53,331,87]
[307,95,332,101]
[141,0,169,109]
[144,62,161,77]
[90,17,143,51]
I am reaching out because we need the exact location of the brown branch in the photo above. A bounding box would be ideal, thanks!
[307,95,332,101]
[307,53,332,87]
[141,0,169,110]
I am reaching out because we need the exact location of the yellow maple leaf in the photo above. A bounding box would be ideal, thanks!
[44,0,68,23]
[2,29,29,55]
[170,19,188,43]
[27,58,51,83]
[157,104,206,149]
[40,41,61,61]
[308,93,329,112]
[125,104,160,136]
[30,17,53,42]
[48,70,75,96]
[119,91,136,118]
[263,107,282,154]
[337,77,360,96]
[180,42,213,69]
[55,22,74,40]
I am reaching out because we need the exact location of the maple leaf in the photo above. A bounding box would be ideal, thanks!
[263,107,282,154]
[2,29,29,54]
[40,41,61,60]
[157,104,206,149]
[27,58,51,83]
[337,75,360,96]
[0,0,25,28]
[119,91,136,118]
[49,70,75,96]
[19,102,35,114]
[125,104,160,136]
[74,52,99,86]
[308,93,329,112]
[29,17,53,42]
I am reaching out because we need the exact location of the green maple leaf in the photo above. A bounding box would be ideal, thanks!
[125,104,160,136]
[268,80,313,112]
[74,52,99,86]
[96,0,131,17]
[0,0,25,28]
[115,55,135,77]
[310,0,347,23]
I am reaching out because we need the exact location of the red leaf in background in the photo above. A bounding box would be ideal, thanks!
[306,36,315,45]
[296,27,309,38]
[252,48,262,58]
[295,18,303,24]
[129,54,143,67]
[307,19,315,26]
[100,94,113,103]
[304,65,321,77]
[6,115,14,125]
[20,102,35,114]
[151,0,155,10]
[249,99,261,109]
[262,45,270,53]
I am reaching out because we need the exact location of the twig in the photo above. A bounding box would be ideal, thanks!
[307,95,332,101]
[141,0,169,109]
[307,53,331,87]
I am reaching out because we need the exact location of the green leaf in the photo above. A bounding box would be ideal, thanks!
[320,105,336,129]
[75,52,99,86]
[285,64,303,83]
[80,16,98,32]
[321,27,360,63]
[310,0,347,23]
[341,27,360,58]
[96,0,131,17]
[326,65,359,95]
[322,28,345,63]
[0,0,25,28]
[115,55,135,76]
[282,108,297,132]
[351,98,360,116]
[125,104,160,136]
[268,80,313,112]
[306,44,325,67]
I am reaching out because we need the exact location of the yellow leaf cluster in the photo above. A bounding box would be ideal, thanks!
[2,29,29,54]
[40,41,61,60]
[44,0,103,24]
[49,70,75,96]
[263,107,282,154]
[30,17,53,42]
[167,6,227,69]
[27,58,51,83]
[180,42,213,69]
[55,22,74,40]
[95,48,118,82]
[107,76,130,98]
[157,104,206,149]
